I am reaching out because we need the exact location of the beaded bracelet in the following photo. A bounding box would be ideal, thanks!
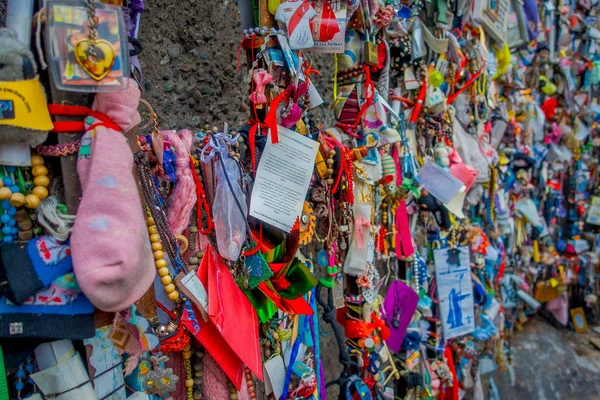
[242,26,286,37]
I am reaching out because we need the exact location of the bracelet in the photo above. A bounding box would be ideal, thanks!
[36,140,81,157]
[344,293,364,304]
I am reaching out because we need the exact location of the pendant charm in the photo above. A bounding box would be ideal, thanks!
[340,239,347,250]
[74,39,116,81]
[142,353,179,397]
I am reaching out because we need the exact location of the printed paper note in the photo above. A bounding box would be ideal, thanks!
[250,126,319,232]
[587,196,600,225]
[308,0,347,53]
[419,161,465,205]
[434,247,475,339]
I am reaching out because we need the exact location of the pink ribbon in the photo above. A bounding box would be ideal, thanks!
[395,201,414,258]
[375,5,394,28]
[355,216,371,249]
[249,71,273,105]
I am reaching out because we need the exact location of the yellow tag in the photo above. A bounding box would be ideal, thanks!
[406,350,421,369]
[314,151,329,178]
[549,278,559,288]
[295,119,309,135]
[0,77,52,131]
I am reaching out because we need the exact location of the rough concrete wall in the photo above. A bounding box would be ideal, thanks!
[0,1,6,26]
[139,0,335,130]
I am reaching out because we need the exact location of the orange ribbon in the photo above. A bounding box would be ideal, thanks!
[342,312,391,341]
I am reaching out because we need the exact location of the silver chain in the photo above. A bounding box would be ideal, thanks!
[85,0,98,56]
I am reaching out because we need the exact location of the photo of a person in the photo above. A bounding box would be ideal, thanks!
[310,0,341,42]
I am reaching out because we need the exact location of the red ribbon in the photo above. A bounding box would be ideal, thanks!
[446,63,486,105]
[248,90,288,173]
[440,347,459,400]
[410,80,427,124]
[47,104,121,133]
[48,104,91,132]
[352,65,376,129]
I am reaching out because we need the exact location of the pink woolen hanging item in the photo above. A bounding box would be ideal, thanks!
[71,79,155,312]
[164,129,197,236]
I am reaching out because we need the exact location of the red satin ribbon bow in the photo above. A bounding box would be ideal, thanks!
[248,90,288,173]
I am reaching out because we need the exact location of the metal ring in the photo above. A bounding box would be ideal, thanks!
[138,98,154,131]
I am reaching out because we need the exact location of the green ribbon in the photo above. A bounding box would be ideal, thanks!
[401,178,421,199]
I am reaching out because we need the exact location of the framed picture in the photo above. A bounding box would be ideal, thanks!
[472,0,510,45]
[506,0,530,49]
[570,307,588,333]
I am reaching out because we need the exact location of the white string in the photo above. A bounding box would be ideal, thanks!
[199,130,240,163]
[36,7,47,70]
[37,197,76,241]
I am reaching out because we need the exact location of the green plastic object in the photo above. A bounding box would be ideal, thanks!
[240,285,278,323]
[277,258,318,300]
[0,346,8,400]
[436,0,448,24]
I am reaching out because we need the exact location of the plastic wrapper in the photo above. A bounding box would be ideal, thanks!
[213,157,247,261]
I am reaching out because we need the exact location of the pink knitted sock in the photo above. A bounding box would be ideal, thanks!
[71,79,155,312]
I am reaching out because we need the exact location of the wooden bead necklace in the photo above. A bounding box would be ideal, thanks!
[0,155,49,210]
[147,212,179,302]
[191,343,204,400]
[182,344,194,400]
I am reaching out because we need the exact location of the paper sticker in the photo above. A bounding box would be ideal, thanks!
[277,34,299,76]
[384,387,395,400]
[30,354,96,400]
[84,326,126,400]
[333,275,345,309]
[434,247,475,339]
[419,161,465,205]
[517,289,541,310]
[308,0,347,53]
[587,196,600,225]
[250,126,319,232]
[175,270,209,320]
[263,355,286,398]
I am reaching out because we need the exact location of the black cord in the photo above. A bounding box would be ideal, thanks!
[41,362,125,399]
[315,283,355,390]
[128,36,143,57]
